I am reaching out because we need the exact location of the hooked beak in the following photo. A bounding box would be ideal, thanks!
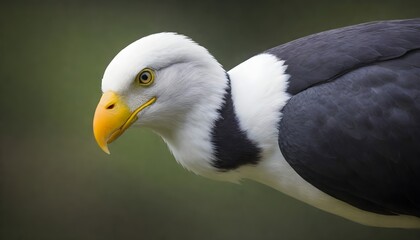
[93,91,156,154]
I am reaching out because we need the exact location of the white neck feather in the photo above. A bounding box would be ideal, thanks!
[153,57,229,179]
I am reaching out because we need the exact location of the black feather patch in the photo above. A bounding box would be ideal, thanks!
[211,75,262,170]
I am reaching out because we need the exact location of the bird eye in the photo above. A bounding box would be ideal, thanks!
[136,68,155,86]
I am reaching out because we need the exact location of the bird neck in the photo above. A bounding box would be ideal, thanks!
[156,53,291,182]
[153,63,236,180]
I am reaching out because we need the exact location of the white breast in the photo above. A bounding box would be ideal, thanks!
[229,53,290,153]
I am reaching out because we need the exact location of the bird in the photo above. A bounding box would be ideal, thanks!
[93,19,420,228]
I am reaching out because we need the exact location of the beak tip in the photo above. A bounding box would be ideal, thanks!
[101,145,111,155]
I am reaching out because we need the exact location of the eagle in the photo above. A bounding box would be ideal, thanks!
[93,19,420,228]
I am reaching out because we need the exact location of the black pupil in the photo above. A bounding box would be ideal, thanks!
[141,73,149,81]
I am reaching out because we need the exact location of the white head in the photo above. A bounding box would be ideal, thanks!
[93,33,228,154]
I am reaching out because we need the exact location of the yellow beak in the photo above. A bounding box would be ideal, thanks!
[93,91,156,154]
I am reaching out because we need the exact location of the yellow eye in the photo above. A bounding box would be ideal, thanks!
[136,68,155,86]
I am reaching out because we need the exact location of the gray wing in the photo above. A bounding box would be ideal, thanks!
[267,19,420,95]
[273,19,420,216]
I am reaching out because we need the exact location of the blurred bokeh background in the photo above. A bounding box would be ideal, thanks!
[1,0,420,239]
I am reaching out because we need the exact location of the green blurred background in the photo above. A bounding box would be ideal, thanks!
[1,0,420,239]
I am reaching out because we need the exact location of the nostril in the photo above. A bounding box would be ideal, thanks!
[106,104,115,110]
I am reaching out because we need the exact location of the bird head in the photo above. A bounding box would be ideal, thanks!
[93,33,227,154]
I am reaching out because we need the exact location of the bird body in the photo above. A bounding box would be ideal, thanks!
[93,19,420,228]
